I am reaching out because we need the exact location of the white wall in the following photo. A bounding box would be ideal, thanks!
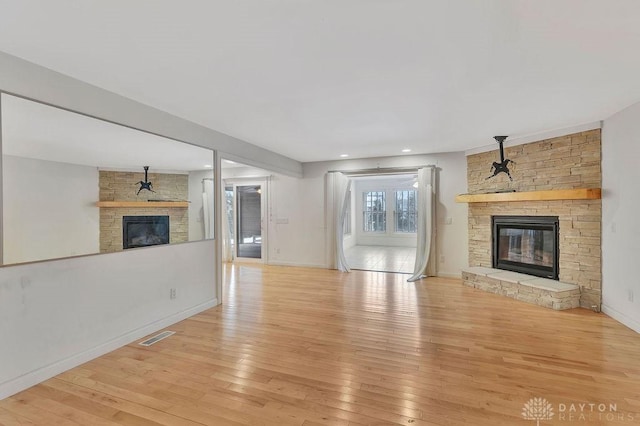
[264,174,325,267]
[0,240,216,399]
[267,152,469,276]
[222,165,271,179]
[188,169,214,241]
[219,164,328,268]
[3,155,99,264]
[602,101,640,333]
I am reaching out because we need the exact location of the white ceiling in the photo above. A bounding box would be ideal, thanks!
[1,1,639,162]
[1,94,213,171]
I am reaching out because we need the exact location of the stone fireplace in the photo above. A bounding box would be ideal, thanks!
[99,170,188,253]
[462,129,601,309]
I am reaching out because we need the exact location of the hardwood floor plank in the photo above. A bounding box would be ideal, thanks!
[0,398,79,426]
[0,407,37,426]
[40,378,202,426]
[2,264,640,425]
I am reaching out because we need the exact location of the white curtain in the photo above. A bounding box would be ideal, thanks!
[326,172,352,272]
[221,183,234,263]
[202,179,215,240]
[408,166,437,282]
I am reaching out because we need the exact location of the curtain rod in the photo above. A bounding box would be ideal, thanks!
[327,165,435,176]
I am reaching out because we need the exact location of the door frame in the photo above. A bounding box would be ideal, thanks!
[225,178,269,263]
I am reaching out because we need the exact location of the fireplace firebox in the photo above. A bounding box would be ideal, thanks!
[123,216,170,249]
[492,216,559,280]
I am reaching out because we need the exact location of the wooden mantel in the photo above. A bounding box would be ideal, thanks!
[455,188,601,203]
[96,201,189,208]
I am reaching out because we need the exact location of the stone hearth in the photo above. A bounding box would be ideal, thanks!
[462,266,580,310]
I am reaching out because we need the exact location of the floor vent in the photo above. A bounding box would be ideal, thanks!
[139,330,175,346]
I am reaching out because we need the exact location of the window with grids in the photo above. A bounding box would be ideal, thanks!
[394,190,417,233]
[343,190,352,235]
[363,191,386,232]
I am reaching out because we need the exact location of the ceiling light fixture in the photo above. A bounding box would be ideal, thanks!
[487,136,513,181]
[402,148,412,153]
[204,164,212,168]
[340,154,349,158]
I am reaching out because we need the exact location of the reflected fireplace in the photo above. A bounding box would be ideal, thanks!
[492,216,559,279]
[122,216,170,249]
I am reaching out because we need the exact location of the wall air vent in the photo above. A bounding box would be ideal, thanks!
[138,330,175,346]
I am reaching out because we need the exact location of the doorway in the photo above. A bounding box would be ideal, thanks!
[221,158,270,263]
[224,182,265,261]
[343,174,418,274]
[236,184,262,259]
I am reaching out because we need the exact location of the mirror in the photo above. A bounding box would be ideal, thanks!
[1,93,215,265]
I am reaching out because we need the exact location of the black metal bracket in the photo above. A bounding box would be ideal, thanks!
[486,136,514,181]
[135,166,156,195]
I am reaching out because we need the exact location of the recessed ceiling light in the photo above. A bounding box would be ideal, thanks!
[204,164,213,168]
[402,148,412,153]
[224,160,236,164]
[340,154,349,158]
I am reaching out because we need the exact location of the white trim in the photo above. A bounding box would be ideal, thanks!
[601,304,640,334]
[234,257,263,264]
[464,121,603,156]
[214,151,224,305]
[437,272,463,278]
[0,298,218,400]
[267,260,327,269]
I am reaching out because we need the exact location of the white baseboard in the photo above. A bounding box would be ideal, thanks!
[264,262,463,276]
[267,260,327,269]
[0,298,218,400]
[437,271,462,278]
[601,304,640,334]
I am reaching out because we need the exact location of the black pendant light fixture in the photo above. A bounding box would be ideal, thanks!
[135,166,156,195]
[486,136,513,181]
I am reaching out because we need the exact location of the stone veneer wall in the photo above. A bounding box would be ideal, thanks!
[99,170,189,253]
[466,130,601,308]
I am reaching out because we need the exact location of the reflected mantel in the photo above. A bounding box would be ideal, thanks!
[95,201,189,208]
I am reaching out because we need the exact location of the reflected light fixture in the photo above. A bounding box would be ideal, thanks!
[204,164,212,168]
[135,166,155,195]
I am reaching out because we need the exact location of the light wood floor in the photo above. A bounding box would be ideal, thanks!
[1,264,640,425]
